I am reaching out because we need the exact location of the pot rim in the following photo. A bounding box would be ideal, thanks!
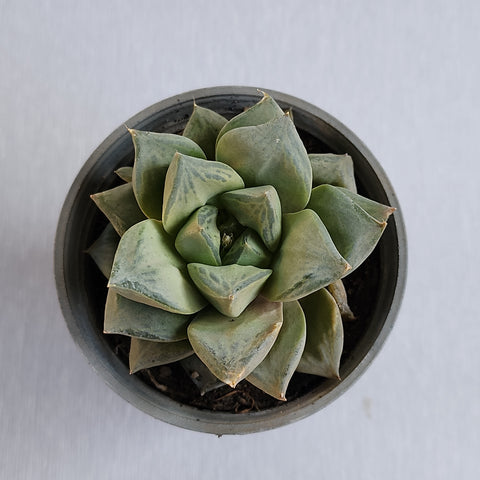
[55,86,407,435]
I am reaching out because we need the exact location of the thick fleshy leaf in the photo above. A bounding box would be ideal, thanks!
[336,186,396,223]
[297,288,343,379]
[90,183,146,236]
[162,153,244,234]
[108,219,207,314]
[216,91,284,144]
[309,153,357,192]
[247,300,306,400]
[86,223,119,278]
[180,354,224,395]
[187,296,283,387]
[221,185,282,252]
[327,279,356,321]
[262,209,351,302]
[104,289,191,341]
[222,229,272,268]
[216,114,312,213]
[129,338,193,374]
[183,104,227,159]
[187,263,272,317]
[174,205,221,266]
[308,185,394,272]
[130,129,206,219]
[115,166,133,183]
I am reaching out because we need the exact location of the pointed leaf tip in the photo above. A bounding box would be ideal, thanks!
[247,300,306,400]
[129,338,193,374]
[187,263,272,317]
[90,183,146,236]
[187,297,283,387]
[104,289,191,342]
[262,209,350,302]
[297,288,343,379]
[216,114,312,213]
[183,103,227,159]
[162,153,244,234]
[174,205,222,266]
[308,185,394,272]
[108,219,207,314]
[131,130,206,219]
[221,185,282,252]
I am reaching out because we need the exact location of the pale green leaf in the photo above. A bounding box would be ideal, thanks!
[297,288,343,379]
[174,205,221,266]
[309,153,357,192]
[216,91,284,144]
[162,152,244,234]
[180,354,225,395]
[183,103,227,159]
[335,186,395,223]
[90,183,146,236]
[247,300,306,400]
[129,338,193,374]
[130,129,206,219]
[262,209,351,302]
[108,219,207,314]
[222,229,272,268]
[86,223,119,278]
[114,166,133,183]
[308,185,394,272]
[221,185,282,252]
[187,296,283,387]
[216,114,312,213]
[327,279,356,321]
[187,263,272,317]
[104,289,191,341]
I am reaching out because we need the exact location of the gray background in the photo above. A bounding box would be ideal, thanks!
[1,0,479,478]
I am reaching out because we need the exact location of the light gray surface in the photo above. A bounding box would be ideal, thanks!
[1,1,478,478]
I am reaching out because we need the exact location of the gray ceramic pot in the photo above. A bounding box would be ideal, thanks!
[55,86,407,435]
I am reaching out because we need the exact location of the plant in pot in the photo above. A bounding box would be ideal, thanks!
[55,87,406,435]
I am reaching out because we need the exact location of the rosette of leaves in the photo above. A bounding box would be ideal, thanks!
[88,92,394,401]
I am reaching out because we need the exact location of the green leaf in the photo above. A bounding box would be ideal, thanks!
[130,129,206,219]
[247,300,306,401]
[86,223,119,278]
[336,186,395,223]
[216,91,284,144]
[222,229,272,268]
[309,153,357,192]
[308,185,394,272]
[162,152,244,234]
[114,166,133,183]
[187,296,283,387]
[104,289,191,341]
[129,338,193,374]
[187,263,272,317]
[180,354,225,395]
[174,205,221,266]
[216,114,312,213]
[297,288,343,379]
[327,279,356,321]
[108,219,207,314]
[262,209,351,302]
[183,103,227,159]
[90,183,146,236]
[221,185,282,251]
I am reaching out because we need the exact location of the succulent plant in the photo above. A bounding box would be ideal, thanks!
[88,92,394,402]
